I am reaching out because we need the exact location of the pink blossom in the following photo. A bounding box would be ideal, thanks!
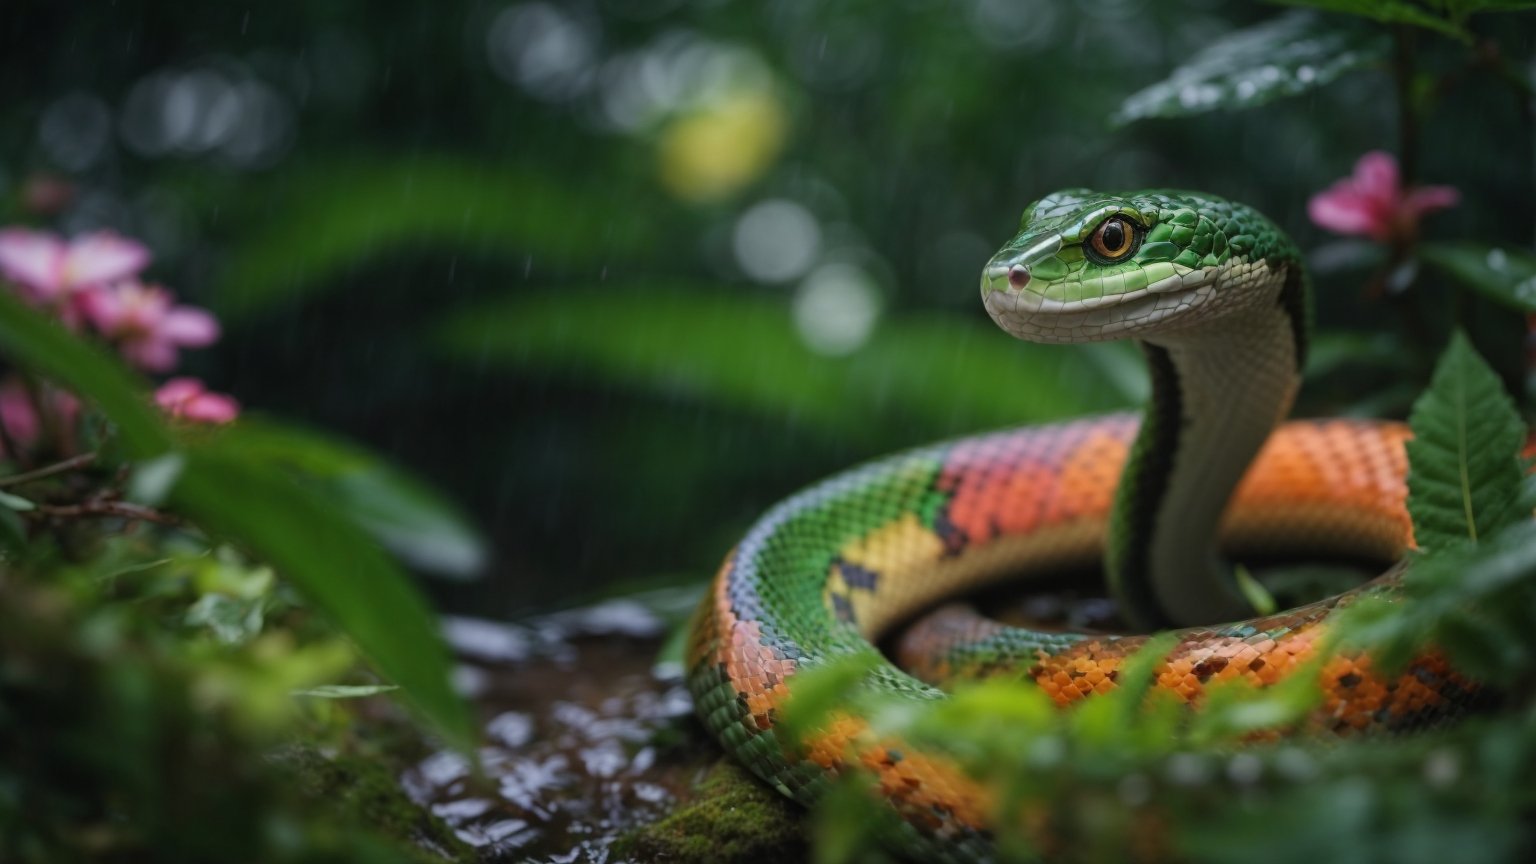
[78,281,220,371]
[1309,151,1460,244]
[154,378,240,424]
[0,229,150,302]
[0,377,81,456]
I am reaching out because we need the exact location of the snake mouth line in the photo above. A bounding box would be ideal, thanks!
[983,270,1216,342]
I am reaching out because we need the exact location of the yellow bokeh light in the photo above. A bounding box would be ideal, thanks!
[657,89,788,204]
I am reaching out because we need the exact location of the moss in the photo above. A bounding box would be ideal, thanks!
[275,746,477,864]
[613,759,806,864]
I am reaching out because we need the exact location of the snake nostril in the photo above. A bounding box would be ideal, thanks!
[1008,264,1030,290]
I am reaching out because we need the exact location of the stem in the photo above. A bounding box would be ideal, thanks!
[1394,25,1420,186]
[30,500,179,526]
[0,452,97,488]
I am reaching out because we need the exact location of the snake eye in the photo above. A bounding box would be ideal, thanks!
[1086,215,1140,263]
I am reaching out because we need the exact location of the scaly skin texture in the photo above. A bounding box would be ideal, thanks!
[686,191,1479,860]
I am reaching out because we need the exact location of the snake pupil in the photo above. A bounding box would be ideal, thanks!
[1103,221,1124,251]
[1087,215,1139,263]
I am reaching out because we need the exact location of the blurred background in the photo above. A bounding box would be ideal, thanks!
[4,0,1531,618]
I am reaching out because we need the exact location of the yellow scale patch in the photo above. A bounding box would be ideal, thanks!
[824,512,1105,640]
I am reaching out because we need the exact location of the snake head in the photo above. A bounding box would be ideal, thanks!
[981,189,1294,344]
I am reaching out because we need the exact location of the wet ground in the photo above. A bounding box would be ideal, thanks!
[402,564,1367,862]
[402,589,713,863]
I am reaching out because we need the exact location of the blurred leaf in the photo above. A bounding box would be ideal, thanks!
[292,684,400,699]
[1271,0,1471,40]
[128,452,186,506]
[185,592,265,645]
[433,286,1137,446]
[215,157,656,321]
[0,490,33,511]
[1344,520,1536,681]
[0,291,172,457]
[779,652,881,748]
[1114,11,1390,125]
[1405,331,1524,551]
[170,441,475,747]
[213,420,486,579]
[1420,243,1536,313]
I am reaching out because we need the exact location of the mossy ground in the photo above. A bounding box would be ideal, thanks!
[614,758,807,863]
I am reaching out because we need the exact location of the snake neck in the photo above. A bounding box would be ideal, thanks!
[1108,284,1303,629]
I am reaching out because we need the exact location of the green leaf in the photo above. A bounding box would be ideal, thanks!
[433,286,1137,446]
[292,684,401,699]
[211,420,486,579]
[1343,521,1536,682]
[0,490,34,511]
[0,291,172,458]
[214,157,656,322]
[185,592,265,645]
[1270,0,1472,40]
[169,441,474,747]
[1405,331,1525,551]
[1113,11,1390,126]
[1420,243,1536,313]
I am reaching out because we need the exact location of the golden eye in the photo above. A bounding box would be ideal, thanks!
[1087,215,1139,262]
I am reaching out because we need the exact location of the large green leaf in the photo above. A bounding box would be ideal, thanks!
[1420,242,1536,313]
[213,420,486,579]
[1404,331,1525,551]
[1113,11,1390,126]
[0,292,171,457]
[0,293,471,746]
[432,286,1140,445]
[170,442,474,746]
[214,157,656,321]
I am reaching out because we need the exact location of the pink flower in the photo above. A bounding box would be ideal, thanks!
[155,378,240,424]
[0,377,80,456]
[78,281,220,371]
[0,229,150,302]
[1309,151,1460,244]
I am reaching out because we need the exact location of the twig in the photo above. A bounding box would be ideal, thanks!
[0,452,97,488]
[30,500,180,526]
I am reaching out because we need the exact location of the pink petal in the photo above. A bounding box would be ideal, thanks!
[0,229,65,297]
[1403,184,1460,217]
[75,284,123,333]
[160,306,221,347]
[124,337,178,372]
[0,379,40,447]
[155,377,206,408]
[1353,151,1401,205]
[61,232,150,290]
[182,392,240,424]
[1308,187,1388,240]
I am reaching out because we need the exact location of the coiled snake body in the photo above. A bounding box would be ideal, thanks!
[686,190,1482,859]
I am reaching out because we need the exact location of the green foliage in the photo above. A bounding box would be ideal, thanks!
[170,441,474,747]
[434,287,1139,446]
[214,421,485,578]
[1404,331,1524,550]
[214,157,657,321]
[1420,243,1536,313]
[1272,0,1474,40]
[0,292,171,457]
[0,290,472,747]
[1114,12,1389,125]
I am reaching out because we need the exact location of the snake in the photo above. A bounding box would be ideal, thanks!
[685,189,1486,860]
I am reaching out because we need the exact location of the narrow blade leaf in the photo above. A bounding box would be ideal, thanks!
[171,442,474,747]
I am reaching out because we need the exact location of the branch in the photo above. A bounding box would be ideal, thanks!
[30,499,180,526]
[0,452,97,488]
